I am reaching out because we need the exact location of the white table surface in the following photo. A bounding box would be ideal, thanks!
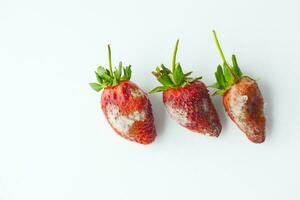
[1,0,300,199]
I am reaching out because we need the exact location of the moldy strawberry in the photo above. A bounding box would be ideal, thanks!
[90,45,156,144]
[150,40,222,137]
[211,31,266,143]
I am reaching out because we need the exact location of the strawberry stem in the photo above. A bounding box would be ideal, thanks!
[213,30,228,66]
[107,44,113,77]
[172,39,179,72]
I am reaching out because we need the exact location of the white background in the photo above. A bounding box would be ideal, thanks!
[0,0,300,199]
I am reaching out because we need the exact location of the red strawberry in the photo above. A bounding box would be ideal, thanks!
[90,45,156,144]
[211,31,266,143]
[150,40,222,137]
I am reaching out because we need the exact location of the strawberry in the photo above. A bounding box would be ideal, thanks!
[211,31,266,143]
[150,40,222,137]
[90,45,156,144]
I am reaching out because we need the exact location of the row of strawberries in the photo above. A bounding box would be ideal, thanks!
[90,31,266,144]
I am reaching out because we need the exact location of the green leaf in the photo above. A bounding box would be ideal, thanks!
[95,68,112,82]
[114,71,120,81]
[116,62,123,80]
[161,64,171,74]
[192,76,202,82]
[122,68,127,80]
[101,72,112,82]
[168,73,174,82]
[90,46,133,88]
[155,66,161,73]
[97,66,106,75]
[120,65,131,80]
[150,40,204,92]
[223,63,234,86]
[231,54,242,77]
[184,71,193,77]
[112,77,118,86]
[126,65,132,80]
[149,86,169,93]
[95,72,102,83]
[216,90,225,95]
[118,62,122,73]
[173,63,184,85]
[113,64,122,81]
[89,83,103,92]
[158,73,174,86]
[215,65,226,89]
[208,82,220,89]
[185,77,194,81]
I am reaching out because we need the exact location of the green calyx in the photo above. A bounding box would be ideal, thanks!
[89,45,132,92]
[210,30,243,95]
[150,40,202,93]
